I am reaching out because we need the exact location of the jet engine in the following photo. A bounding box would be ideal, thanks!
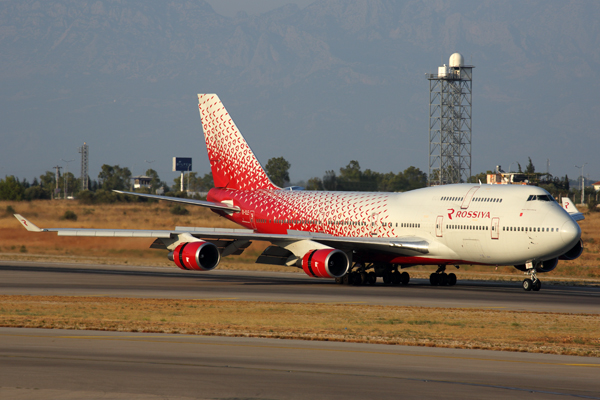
[513,257,558,273]
[169,241,221,271]
[559,239,583,261]
[301,249,349,278]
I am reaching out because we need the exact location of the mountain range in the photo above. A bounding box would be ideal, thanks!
[1,0,598,184]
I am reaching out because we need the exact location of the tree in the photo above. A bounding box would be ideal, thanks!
[306,177,323,190]
[145,169,162,193]
[339,160,361,182]
[98,165,131,191]
[564,175,570,191]
[58,172,78,197]
[0,176,25,201]
[39,171,55,190]
[265,157,291,187]
[198,172,214,191]
[525,157,535,174]
[322,170,337,190]
[402,166,427,190]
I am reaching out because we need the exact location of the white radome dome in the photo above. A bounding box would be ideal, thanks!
[449,53,464,67]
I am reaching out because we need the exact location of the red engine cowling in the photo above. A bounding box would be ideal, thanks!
[559,240,583,261]
[301,249,349,278]
[171,241,221,271]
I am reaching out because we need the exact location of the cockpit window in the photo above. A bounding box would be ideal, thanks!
[527,194,555,202]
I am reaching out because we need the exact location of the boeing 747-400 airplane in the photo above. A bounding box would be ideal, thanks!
[16,94,584,291]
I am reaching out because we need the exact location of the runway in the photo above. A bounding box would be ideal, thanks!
[1,328,599,400]
[1,260,599,314]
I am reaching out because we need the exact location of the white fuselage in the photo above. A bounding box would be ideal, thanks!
[212,183,580,267]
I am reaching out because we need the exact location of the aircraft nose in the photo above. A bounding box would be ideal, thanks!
[560,218,581,246]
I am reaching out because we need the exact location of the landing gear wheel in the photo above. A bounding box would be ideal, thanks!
[523,278,533,291]
[360,272,368,285]
[382,273,391,285]
[343,273,351,285]
[532,279,542,291]
[400,272,410,285]
[447,273,457,286]
[429,273,439,286]
[352,272,362,286]
[367,272,377,285]
[391,271,401,286]
[439,273,448,286]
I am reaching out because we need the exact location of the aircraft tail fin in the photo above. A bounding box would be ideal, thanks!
[561,197,585,221]
[198,94,278,191]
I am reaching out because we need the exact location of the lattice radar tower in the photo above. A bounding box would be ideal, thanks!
[427,53,474,185]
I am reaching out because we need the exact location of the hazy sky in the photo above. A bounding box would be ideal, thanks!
[1,1,598,189]
[205,0,316,17]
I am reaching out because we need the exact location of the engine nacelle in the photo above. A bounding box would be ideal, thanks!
[513,257,558,273]
[170,241,220,271]
[301,249,349,278]
[559,239,583,261]
[537,257,558,273]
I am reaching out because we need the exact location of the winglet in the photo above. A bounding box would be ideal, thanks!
[561,198,585,221]
[14,214,44,232]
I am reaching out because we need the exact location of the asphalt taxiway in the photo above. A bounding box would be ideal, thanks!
[1,328,599,400]
[1,260,599,314]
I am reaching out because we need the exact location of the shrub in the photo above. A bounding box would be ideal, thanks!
[77,190,96,205]
[587,197,599,213]
[61,210,78,221]
[170,204,189,215]
[6,205,15,214]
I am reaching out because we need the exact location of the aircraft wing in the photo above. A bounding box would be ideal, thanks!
[14,215,429,256]
[112,190,240,213]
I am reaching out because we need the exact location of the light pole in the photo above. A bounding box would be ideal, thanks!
[62,159,75,199]
[575,163,587,205]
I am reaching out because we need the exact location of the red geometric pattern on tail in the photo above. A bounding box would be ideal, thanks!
[198,94,278,191]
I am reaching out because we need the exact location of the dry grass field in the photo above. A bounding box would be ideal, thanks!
[1,199,599,281]
[1,295,598,357]
[1,200,599,356]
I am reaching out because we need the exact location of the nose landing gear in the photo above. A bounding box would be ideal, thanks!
[522,265,542,291]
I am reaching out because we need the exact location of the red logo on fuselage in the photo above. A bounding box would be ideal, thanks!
[447,208,455,220]
[447,208,491,219]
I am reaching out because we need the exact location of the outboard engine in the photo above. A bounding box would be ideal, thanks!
[168,241,221,271]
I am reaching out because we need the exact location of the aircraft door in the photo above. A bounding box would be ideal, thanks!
[371,212,379,236]
[461,187,480,209]
[242,209,257,230]
[491,217,499,240]
[436,215,443,237]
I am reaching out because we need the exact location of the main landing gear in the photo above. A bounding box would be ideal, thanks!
[334,263,409,286]
[522,267,542,292]
[429,265,457,286]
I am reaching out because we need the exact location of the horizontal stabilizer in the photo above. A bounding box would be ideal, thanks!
[112,190,240,212]
[562,197,585,221]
